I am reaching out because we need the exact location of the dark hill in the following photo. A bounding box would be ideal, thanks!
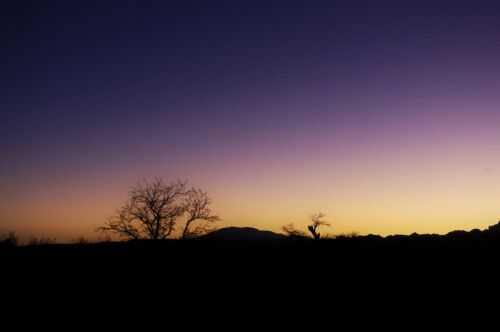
[199,227,287,241]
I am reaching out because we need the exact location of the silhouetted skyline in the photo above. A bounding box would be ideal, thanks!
[3,1,500,239]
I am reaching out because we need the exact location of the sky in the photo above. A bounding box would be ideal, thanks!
[2,1,500,240]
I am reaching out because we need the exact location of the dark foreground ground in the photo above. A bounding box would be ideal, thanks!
[3,227,500,278]
[2,230,499,319]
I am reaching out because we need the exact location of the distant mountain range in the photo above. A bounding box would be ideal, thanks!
[199,221,500,241]
[200,227,287,241]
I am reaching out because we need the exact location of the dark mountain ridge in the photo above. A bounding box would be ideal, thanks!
[198,227,288,241]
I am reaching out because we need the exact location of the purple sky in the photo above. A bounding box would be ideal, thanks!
[2,1,500,238]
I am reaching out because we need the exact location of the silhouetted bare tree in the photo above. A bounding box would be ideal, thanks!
[307,212,330,240]
[181,188,220,239]
[99,178,187,240]
[98,178,219,240]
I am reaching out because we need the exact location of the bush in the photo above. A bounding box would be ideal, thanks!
[75,236,89,245]
[0,232,18,248]
[28,236,56,246]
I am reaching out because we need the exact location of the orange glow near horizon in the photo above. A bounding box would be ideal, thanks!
[4,111,500,241]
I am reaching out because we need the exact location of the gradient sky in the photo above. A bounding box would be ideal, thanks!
[2,1,500,240]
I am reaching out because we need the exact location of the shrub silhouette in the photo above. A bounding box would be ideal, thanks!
[74,236,89,245]
[281,213,331,240]
[282,224,308,238]
[0,232,18,248]
[28,236,55,246]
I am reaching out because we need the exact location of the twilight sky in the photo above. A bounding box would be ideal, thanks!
[2,1,500,239]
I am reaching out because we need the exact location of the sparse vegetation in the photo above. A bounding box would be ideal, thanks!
[0,232,18,248]
[282,224,307,238]
[282,213,331,239]
[335,232,359,240]
[75,236,89,245]
[28,236,56,246]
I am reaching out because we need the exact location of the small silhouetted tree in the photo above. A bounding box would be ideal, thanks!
[307,212,330,240]
[181,188,220,239]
